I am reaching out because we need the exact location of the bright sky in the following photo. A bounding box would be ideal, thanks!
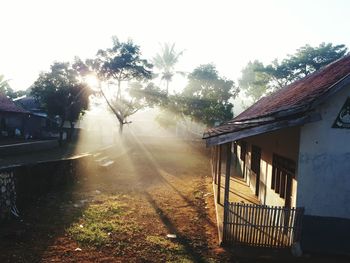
[1,0,350,92]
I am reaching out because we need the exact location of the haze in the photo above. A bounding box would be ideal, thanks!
[1,0,349,92]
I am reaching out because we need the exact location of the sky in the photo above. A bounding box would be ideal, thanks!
[1,0,350,92]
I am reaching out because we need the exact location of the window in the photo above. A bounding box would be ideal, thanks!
[271,154,296,199]
[251,145,261,175]
[233,142,237,156]
[251,145,261,196]
[240,141,247,161]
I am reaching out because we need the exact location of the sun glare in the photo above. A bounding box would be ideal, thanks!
[85,75,100,91]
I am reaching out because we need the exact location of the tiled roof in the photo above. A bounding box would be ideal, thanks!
[14,96,41,111]
[0,93,28,113]
[204,55,350,139]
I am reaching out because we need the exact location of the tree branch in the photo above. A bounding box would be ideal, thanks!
[99,87,124,124]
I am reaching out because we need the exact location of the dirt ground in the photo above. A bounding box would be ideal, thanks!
[0,136,349,262]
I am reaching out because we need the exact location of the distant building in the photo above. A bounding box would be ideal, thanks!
[0,93,28,138]
[203,55,350,254]
[14,96,57,139]
[14,95,46,117]
[0,94,57,140]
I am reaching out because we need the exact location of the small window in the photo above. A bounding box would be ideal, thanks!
[240,141,247,161]
[271,154,296,199]
[233,142,237,156]
[251,145,261,175]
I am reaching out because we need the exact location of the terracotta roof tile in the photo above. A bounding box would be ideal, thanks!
[204,55,350,139]
[0,93,28,113]
[235,55,350,121]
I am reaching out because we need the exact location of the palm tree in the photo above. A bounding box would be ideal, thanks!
[152,43,185,95]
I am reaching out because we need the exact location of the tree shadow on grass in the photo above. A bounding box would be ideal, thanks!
[143,191,207,263]
[129,134,216,227]
[127,136,217,262]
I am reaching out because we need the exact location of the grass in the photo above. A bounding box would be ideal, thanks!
[146,235,186,253]
[145,235,192,262]
[67,195,140,247]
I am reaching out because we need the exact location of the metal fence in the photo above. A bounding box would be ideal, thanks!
[223,202,304,248]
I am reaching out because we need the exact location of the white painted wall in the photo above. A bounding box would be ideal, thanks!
[297,86,350,219]
[236,127,300,207]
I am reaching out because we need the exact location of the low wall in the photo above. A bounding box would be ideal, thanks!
[0,140,59,156]
[301,215,350,256]
[0,155,92,220]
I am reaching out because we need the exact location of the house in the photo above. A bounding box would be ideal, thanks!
[203,55,350,254]
[14,96,57,139]
[0,93,29,138]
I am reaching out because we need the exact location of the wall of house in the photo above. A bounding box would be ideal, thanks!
[0,112,25,136]
[23,115,47,138]
[236,127,300,207]
[297,85,350,219]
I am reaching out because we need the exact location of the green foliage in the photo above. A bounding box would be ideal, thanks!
[155,109,179,128]
[183,64,236,102]
[128,81,167,107]
[31,62,91,125]
[240,42,348,101]
[0,75,10,91]
[95,37,153,98]
[152,43,185,94]
[163,64,238,127]
[262,59,294,89]
[78,37,154,133]
[0,75,28,98]
[238,60,270,102]
[103,81,165,126]
[286,42,347,79]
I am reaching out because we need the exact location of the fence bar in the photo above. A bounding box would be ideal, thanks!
[223,202,304,248]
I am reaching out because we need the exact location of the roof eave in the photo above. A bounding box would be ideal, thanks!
[204,112,321,147]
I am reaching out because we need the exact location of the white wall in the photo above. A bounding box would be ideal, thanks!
[236,127,300,207]
[297,86,350,219]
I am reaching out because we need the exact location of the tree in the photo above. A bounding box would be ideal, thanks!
[108,81,166,127]
[152,43,184,94]
[173,64,238,127]
[240,42,348,101]
[0,75,11,95]
[284,42,347,80]
[238,60,271,102]
[0,75,27,98]
[262,59,295,89]
[90,37,154,133]
[31,62,91,142]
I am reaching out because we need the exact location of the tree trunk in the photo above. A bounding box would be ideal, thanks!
[59,128,64,146]
[119,121,123,134]
[58,117,65,146]
[68,121,75,141]
[166,80,169,95]
[117,80,122,100]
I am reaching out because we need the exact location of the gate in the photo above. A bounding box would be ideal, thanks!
[223,203,304,248]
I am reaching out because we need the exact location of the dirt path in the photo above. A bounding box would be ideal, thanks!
[0,137,227,262]
[1,137,349,263]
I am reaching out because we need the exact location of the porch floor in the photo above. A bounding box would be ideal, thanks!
[213,173,260,244]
